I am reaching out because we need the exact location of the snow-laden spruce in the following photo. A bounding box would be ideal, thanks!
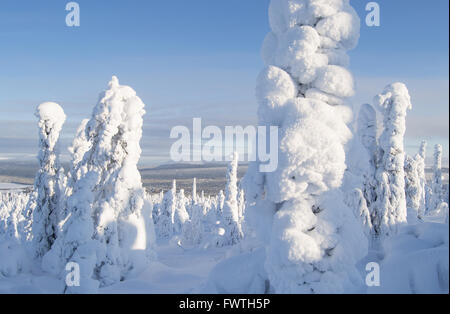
[155,180,178,240]
[0,191,30,243]
[429,144,445,213]
[357,103,378,213]
[155,180,189,240]
[68,119,91,184]
[0,191,32,277]
[181,203,204,247]
[416,141,427,218]
[30,102,67,259]
[237,187,245,223]
[372,83,412,237]
[176,189,190,234]
[192,178,198,205]
[42,76,156,292]
[217,190,225,213]
[242,0,368,293]
[217,152,243,247]
[404,155,421,223]
[343,103,377,238]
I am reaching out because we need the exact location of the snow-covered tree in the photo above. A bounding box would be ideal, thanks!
[174,189,189,235]
[192,178,198,205]
[152,190,164,225]
[30,102,67,259]
[237,187,245,223]
[242,0,368,293]
[372,83,412,237]
[200,190,205,204]
[42,76,156,292]
[155,180,189,239]
[404,155,421,223]
[416,141,427,218]
[357,103,378,211]
[156,180,177,240]
[444,184,450,205]
[429,144,445,212]
[0,191,30,242]
[181,202,204,247]
[217,152,243,246]
[67,119,91,184]
[343,103,378,237]
[419,140,427,160]
[344,188,372,237]
[217,190,225,214]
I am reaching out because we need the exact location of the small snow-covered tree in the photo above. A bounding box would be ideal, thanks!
[30,102,67,259]
[429,144,445,212]
[217,152,243,246]
[372,83,412,237]
[444,184,450,205]
[199,190,205,204]
[192,178,198,205]
[42,77,156,292]
[419,140,427,160]
[156,180,177,240]
[416,141,427,218]
[0,191,30,242]
[152,190,165,225]
[404,155,421,223]
[217,190,225,214]
[237,187,245,223]
[181,202,204,246]
[174,189,189,235]
[242,0,368,293]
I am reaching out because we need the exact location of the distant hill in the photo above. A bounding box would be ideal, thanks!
[0,159,447,195]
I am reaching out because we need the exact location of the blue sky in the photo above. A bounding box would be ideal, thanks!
[0,0,448,166]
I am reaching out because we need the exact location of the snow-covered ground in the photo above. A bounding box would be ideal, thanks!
[103,244,228,294]
[3,222,446,294]
[0,242,229,294]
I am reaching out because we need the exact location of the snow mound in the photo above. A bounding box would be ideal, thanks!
[0,241,31,278]
[203,248,268,294]
[370,222,449,294]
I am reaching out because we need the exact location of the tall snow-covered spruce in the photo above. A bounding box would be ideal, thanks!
[30,102,67,259]
[343,103,378,238]
[218,152,243,246]
[372,83,412,237]
[42,76,156,292]
[243,0,368,293]
[357,103,378,213]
